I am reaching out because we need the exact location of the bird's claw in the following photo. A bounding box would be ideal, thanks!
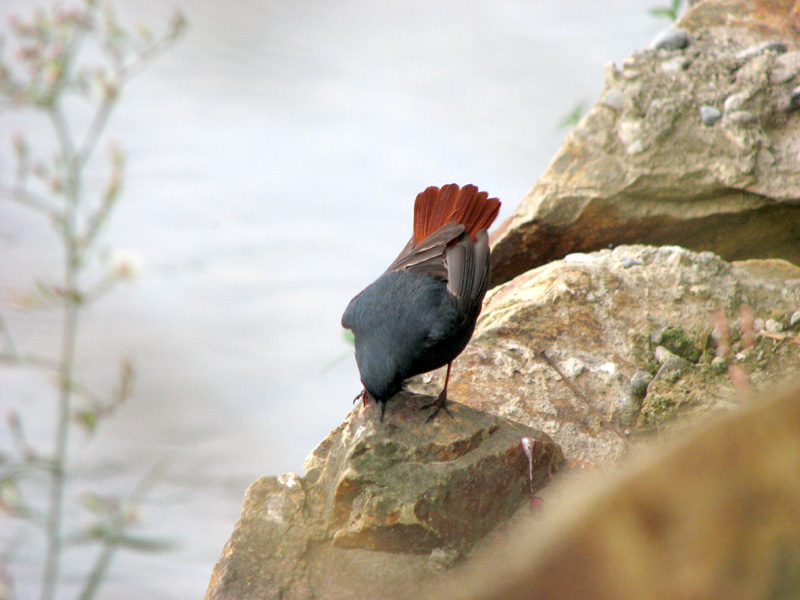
[421,393,453,422]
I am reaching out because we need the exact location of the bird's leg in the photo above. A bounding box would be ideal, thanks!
[352,388,367,406]
[355,389,386,421]
[422,362,454,421]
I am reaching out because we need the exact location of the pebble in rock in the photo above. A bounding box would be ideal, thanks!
[651,347,692,386]
[723,93,746,113]
[735,40,787,60]
[700,105,722,126]
[560,356,586,378]
[650,326,667,345]
[770,52,800,84]
[622,257,643,268]
[727,110,756,125]
[654,345,674,364]
[790,310,800,328]
[602,89,625,111]
[626,139,644,155]
[630,370,653,398]
[790,85,800,111]
[765,318,783,333]
[564,253,594,264]
[428,548,459,571]
[661,56,689,73]
[753,318,765,333]
[650,27,690,51]
[711,355,727,374]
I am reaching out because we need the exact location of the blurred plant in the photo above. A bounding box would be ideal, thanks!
[0,1,185,599]
[557,98,587,130]
[649,0,683,22]
[711,307,754,403]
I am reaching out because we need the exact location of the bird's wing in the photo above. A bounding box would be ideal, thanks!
[445,229,490,312]
[384,222,465,277]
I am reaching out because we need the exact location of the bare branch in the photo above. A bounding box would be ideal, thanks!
[0,185,61,215]
[76,462,166,600]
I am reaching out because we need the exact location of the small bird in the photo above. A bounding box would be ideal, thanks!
[342,184,500,421]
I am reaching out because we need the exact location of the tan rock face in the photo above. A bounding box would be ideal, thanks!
[490,0,800,287]
[303,393,561,555]
[411,246,800,466]
[205,394,562,600]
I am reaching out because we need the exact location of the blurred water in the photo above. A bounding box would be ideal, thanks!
[0,1,659,597]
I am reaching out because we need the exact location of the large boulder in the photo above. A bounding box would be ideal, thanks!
[205,393,562,600]
[490,0,800,286]
[411,245,800,466]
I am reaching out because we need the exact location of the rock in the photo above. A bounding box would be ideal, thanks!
[409,246,800,465]
[304,394,561,554]
[653,346,692,370]
[205,474,315,600]
[489,0,800,287]
[630,370,653,398]
[699,104,721,125]
[601,88,624,111]
[769,50,800,83]
[205,393,562,600]
[723,92,746,113]
[735,40,787,60]
[791,310,800,328]
[649,27,691,50]
[433,378,800,600]
[711,355,727,373]
[660,55,690,73]
[726,109,756,124]
[789,84,800,110]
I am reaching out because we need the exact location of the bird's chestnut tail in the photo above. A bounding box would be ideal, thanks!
[412,184,500,244]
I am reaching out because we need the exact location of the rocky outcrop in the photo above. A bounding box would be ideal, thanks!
[433,378,800,600]
[411,245,800,466]
[490,0,800,286]
[205,393,562,600]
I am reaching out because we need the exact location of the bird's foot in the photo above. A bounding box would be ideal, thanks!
[352,389,368,406]
[421,392,453,422]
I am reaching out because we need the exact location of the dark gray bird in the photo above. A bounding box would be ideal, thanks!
[342,184,500,420]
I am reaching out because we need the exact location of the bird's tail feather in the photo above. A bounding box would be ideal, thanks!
[412,184,500,244]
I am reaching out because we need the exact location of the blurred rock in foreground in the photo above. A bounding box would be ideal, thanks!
[433,378,800,600]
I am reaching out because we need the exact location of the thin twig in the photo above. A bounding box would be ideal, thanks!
[40,96,83,600]
[0,352,60,370]
[0,186,61,214]
[76,462,166,600]
[39,274,80,600]
[0,312,18,356]
[75,96,117,169]
[49,105,77,171]
[758,330,800,345]
[538,351,631,446]
[76,17,183,168]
